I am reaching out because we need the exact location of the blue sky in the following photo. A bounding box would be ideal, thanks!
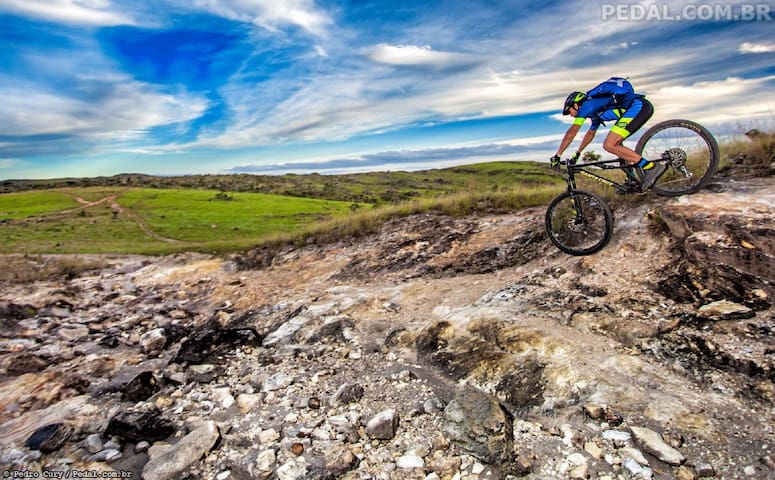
[1,0,774,179]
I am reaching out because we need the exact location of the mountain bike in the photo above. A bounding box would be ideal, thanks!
[545,119,719,255]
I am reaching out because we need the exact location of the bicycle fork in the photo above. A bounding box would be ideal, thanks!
[565,175,586,230]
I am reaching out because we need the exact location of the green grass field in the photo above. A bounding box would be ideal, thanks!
[0,191,81,220]
[0,187,364,254]
[0,161,566,255]
[117,189,363,242]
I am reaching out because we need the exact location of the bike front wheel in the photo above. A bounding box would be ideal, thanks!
[635,119,719,197]
[545,190,614,256]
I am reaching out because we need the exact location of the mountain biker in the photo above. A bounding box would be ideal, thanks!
[551,77,666,190]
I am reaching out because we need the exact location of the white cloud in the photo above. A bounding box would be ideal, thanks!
[0,158,16,169]
[188,0,332,36]
[0,76,209,138]
[0,0,134,25]
[602,41,639,56]
[739,42,775,54]
[366,44,476,69]
[646,76,775,124]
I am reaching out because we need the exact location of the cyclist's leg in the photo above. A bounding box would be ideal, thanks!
[602,99,654,165]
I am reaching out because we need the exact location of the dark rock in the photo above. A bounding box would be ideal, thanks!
[122,371,161,403]
[416,321,507,380]
[493,357,545,410]
[24,423,73,453]
[99,335,120,348]
[604,409,624,427]
[331,383,364,405]
[307,445,360,479]
[0,302,38,321]
[695,461,716,477]
[307,316,355,343]
[6,354,49,376]
[578,284,608,297]
[105,409,175,443]
[384,327,407,347]
[174,328,262,365]
[444,385,514,469]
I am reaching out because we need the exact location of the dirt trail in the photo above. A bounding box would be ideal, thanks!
[65,194,183,244]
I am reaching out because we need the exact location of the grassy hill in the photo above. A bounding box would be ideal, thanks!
[0,161,558,203]
[0,161,564,255]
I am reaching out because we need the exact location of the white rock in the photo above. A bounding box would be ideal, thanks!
[584,441,603,459]
[698,300,752,320]
[258,428,280,444]
[276,459,307,480]
[396,455,425,469]
[236,394,262,413]
[142,422,220,480]
[264,316,309,346]
[631,426,686,466]
[623,457,643,476]
[140,328,167,352]
[366,409,399,440]
[263,373,293,392]
[255,449,276,472]
[602,430,632,444]
[570,463,588,480]
[212,387,235,409]
[620,446,649,466]
[83,434,103,454]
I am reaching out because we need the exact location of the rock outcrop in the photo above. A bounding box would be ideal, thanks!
[0,176,773,479]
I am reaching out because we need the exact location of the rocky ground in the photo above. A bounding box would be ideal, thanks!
[0,176,773,480]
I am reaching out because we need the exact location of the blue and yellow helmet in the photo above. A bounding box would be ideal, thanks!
[563,91,587,115]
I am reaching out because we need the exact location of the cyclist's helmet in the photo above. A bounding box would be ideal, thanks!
[563,91,587,115]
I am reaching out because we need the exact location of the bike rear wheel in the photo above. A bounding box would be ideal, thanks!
[545,190,614,256]
[635,119,719,197]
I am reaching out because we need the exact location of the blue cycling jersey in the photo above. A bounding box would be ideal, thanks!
[574,97,625,130]
[573,77,643,131]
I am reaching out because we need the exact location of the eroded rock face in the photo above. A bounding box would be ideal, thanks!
[657,178,774,306]
[0,177,773,479]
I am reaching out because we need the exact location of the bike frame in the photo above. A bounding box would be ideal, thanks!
[562,157,642,193]
[559,156,660,227]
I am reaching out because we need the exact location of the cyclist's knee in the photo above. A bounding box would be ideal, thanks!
[603,135,623,153]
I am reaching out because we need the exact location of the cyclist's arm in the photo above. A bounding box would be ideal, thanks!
[554,123,581,156]
[577,128,597,154]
